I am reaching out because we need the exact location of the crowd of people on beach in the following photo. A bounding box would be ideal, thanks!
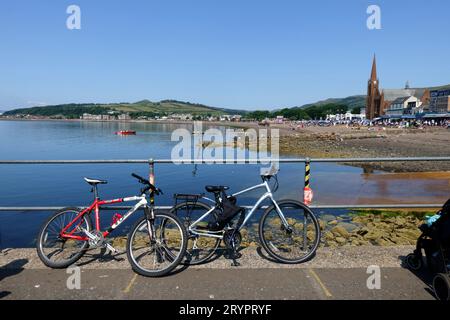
[286,118,450,130]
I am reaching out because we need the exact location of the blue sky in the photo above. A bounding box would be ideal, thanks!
[0,0,449,110]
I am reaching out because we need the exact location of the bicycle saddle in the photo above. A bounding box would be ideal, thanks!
[84,178,108,185]
[205,185,229,193]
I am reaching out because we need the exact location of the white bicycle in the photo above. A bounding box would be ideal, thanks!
[170,167,321,266]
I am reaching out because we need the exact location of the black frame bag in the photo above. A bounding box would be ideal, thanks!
[208,191,244,231]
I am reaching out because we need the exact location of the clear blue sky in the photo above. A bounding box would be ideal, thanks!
[1,0,449,110]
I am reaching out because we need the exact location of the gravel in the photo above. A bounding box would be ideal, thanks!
[1,245,414,270]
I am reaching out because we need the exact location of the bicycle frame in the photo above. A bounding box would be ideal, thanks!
[60,195,148,241]
[188,179,289,239]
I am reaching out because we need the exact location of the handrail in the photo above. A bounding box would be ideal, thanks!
[0,156,449,212]
[0,204,443,212]
[1,156,450,164]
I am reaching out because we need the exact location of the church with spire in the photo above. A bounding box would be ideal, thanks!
[366,55,385,119]
[365,55,433,120]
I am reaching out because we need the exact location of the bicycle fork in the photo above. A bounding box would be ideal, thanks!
[144,205,165,263]
[144,205,156,242]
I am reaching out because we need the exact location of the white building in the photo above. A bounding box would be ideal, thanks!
[275,115,284,124]
[118,113,131,120]
[326,110,366,121]
[386,96,422,116]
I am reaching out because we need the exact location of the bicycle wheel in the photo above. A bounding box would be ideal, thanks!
[259,200,321,264]
[127,212,187,277]
[170,201,221,265]
[36,207,92,268]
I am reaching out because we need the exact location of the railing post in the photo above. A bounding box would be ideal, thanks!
[303,158,312,249]
[149,158,155,185]
[304,158,311,190]
[303,158,313,205]
[149,159,155,205]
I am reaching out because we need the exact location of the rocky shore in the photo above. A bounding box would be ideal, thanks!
[318,213,424,247]
[107,211,429,249]
[278,126,450,172]
[234,211,429,248]
[198,121,450,172]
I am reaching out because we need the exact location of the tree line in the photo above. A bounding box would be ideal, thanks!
[244,103,360,121]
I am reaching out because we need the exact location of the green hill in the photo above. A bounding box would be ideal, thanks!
[297,95,366,110]
[4,100,245,119]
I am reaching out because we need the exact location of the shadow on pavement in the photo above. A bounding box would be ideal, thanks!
[76,248,126,267]
[0,258,29,299]
[399,254,437,299]
[256,246,317,264]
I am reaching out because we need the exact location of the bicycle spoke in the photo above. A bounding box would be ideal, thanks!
[38,209,90,267]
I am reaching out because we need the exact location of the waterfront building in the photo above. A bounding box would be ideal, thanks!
[385,96,421,116]
[326,110,366,121]
[429,88,450,113]
[118,113,131,120]
[366,57,430,120]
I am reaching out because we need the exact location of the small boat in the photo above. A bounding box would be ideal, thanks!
[115,130,136,135]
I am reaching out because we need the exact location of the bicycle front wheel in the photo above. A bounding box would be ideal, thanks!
[259,200,321,264]
[127,212,187,277]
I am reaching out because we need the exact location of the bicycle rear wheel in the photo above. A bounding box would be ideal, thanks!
[259,200,320,264]
[170,201,221,265]
[36,207,91,268]
[127,212,187,277]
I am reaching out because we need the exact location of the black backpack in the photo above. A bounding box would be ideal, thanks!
[208,191,245,231]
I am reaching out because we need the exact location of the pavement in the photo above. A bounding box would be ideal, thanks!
[0,246,438,300]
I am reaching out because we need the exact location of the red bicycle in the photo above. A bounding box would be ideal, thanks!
[36,173,187,277]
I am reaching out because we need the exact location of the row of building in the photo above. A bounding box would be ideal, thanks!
[366,56,450,120]
[81,112,243,122]
[81,113,131,121]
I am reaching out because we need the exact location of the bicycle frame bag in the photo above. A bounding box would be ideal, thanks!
[208,192,244,231]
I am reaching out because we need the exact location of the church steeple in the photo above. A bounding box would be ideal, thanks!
[366,54,384,120]
[370,54,377,81]
[405,80,410,89]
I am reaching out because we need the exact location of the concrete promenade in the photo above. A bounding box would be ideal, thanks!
[0,246,437,300]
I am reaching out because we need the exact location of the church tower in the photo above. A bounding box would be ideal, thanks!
[366,55,384,119]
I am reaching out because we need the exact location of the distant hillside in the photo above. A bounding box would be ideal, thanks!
[297,95,366,110]
[3,100,246,118]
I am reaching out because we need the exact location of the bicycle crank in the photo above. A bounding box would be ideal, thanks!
[223,229,242,249]
[81,228,118,254]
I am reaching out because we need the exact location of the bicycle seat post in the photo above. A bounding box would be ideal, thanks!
[92,185,99,200]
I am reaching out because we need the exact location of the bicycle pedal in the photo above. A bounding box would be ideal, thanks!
[105,243,118,254]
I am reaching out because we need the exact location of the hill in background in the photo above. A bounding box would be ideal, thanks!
[3,99,245,119]
[296,95,366,110]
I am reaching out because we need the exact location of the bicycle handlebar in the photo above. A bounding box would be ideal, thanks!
[131,173,162,195]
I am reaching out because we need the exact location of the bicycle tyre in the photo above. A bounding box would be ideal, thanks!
[170,201,221,265]
[259,199,321,264]
[126,212,188,277]
[36,207,92,268]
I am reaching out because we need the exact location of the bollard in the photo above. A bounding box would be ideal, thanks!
[303,158,312,250]
[304,158,311,190]
[303,158,313,205]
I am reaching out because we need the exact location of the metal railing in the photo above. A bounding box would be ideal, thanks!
[1,156,449,212]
